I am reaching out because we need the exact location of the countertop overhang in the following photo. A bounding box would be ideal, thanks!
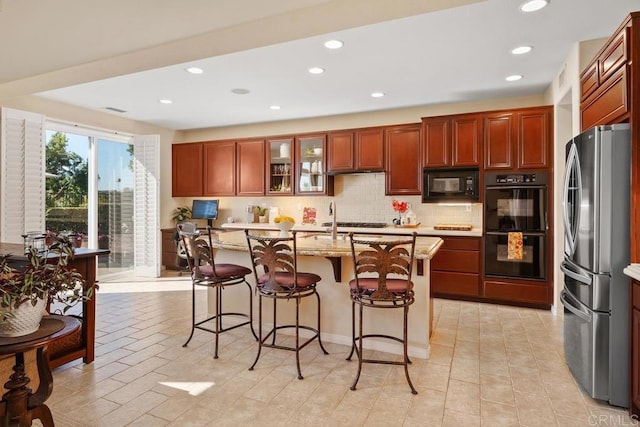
[211,229,443,260]
[624,264,640,281]
[221,222,482,237]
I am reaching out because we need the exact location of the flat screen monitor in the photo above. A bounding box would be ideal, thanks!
[191,199,218,228]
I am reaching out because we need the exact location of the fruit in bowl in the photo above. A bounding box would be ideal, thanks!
[273,215,295,237]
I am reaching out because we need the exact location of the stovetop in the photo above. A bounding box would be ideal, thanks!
[321,222,388,228]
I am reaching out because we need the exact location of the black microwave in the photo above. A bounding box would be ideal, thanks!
[422,167,479,202]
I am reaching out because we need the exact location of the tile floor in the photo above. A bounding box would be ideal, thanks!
[40,276,635,426]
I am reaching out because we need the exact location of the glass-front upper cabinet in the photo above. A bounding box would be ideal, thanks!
[296,135,333,195]
[266,137,294,195]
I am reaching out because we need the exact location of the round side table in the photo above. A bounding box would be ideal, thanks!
[0,315,81,427]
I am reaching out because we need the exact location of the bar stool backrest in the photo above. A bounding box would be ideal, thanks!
[177,223,220,279]
[348,232,417,300]
[245,230,298,291]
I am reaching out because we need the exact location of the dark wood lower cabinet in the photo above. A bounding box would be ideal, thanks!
[431,236,552,308]
[632,280,640,417]
[482,279,551,307]
[161,228,180,271]
[431,237,481,298]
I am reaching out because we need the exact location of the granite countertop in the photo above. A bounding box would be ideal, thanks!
[221,222,482,237]
[623,264,640,281]
[211,229,444,260]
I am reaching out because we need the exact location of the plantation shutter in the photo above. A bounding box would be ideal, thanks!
[0,108,46,243]
[133,134,160,277]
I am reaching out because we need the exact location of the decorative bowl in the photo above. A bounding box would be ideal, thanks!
[276,221,295,237]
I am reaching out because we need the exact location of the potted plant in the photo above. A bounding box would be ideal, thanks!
[254,206,268,223]
[0,235,95,337]
[171,205,192,224]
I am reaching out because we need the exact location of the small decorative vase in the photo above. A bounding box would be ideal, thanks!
[259,215,268,223]
[276,221,294,237]
[0,298,46,337]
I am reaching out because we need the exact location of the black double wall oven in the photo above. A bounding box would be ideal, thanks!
[484,172,548,280]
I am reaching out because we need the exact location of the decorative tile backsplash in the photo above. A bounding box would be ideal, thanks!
[209,173,483,229]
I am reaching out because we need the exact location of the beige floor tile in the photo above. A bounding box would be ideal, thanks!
[544,381,591,420]
[445,379,480,415]
[514,391,557,427]
[480,373,515,405]
[481,401,519,427]
[429,343,455,366]
[97,390,168,427]
[450,356,480,384]
[453,340,480,360]
[431,327,457,347]
[415,361,450,392]
[509,365,547,397]
[405,388,446,426]
[441,409,480,427]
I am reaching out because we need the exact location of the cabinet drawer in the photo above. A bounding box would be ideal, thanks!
[431,271,479,297]
[581,66,628,131]
[439,237,481,251]
[432,249,479,273]
[633,280,640,309]
[483,280,550,305]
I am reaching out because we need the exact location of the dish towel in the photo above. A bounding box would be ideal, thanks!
[507,232,523,260]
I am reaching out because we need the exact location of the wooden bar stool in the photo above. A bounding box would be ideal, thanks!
[180,224,257,359]
[245,230,328,379]
[347,232,418,394]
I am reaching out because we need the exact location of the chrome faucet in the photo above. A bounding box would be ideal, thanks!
[329,201,337,240]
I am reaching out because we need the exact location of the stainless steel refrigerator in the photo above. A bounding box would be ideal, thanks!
[561,123,630,408]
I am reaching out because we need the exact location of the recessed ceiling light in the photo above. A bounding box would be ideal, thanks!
[308,67,325,74]
[159,99,173,104]
[511,45,533,55]
[185,67,204,74]
[371,92,385,98]
[270,105,281,110]
[520,0,549,12]
[505,75,523,82]
[230,88,250,95]
[324,40,344,49]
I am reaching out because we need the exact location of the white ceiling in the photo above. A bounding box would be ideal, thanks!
[3,0,639,130]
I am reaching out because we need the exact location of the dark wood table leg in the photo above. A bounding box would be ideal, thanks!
[2,352,32,426]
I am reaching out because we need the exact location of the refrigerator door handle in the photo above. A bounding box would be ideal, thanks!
[560,290,591,322]
[560,261,591,286]
[562,142,582,256]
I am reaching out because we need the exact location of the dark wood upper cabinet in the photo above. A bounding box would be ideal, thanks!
[423,117,449,167]
[172,142,203,197]
[385,124,421,195]
[423,116,480,167]
[451,116,481,166]
[203,141,235,196]
[580,23,630,131]
[484,113,515,170]
[484,107,552,170]
[236,139,265,196]
[327,131,354,172]
[356,128,384,171]
[327,127,384,173]
[518,109,551,169]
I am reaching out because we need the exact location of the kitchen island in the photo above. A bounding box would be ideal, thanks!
[206,229,443,358]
